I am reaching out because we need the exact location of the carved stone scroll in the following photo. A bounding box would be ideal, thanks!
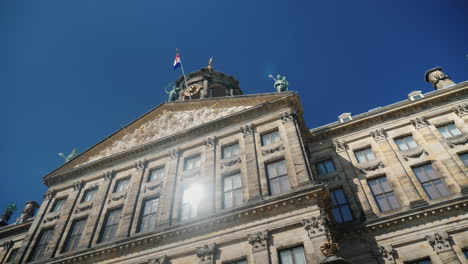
[170,149,180,160]
[104,170,115,181]
[281,110,296,123]
[221,157,241,169]
[410,117,429,129]
[302,213,330,239]
[262,144,285,155]
[378,245,397,264]
[248,231,269,252]
[241,124,254,136]
[452,104,468,117]
[333,140,347,153]
[196,243,216,264]
[204,136,216,148]
[135,160,147,170]
[73,180,84,191]
[371,129,387,141]
[107,193,127,204]
[43,215,60,224]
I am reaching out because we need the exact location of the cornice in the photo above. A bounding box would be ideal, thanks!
[37,185,325,264]
[0,219,33,237]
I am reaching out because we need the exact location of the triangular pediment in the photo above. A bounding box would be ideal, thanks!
[47,93,295,177]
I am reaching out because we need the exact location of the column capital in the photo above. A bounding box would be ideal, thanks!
[170,149,181,160]
[248,230,269,252]
[410,117,429,129]
[43,189,56,200]
[426,231,453,254]
[452,103,468,117]
[378,245,397,264]
[204,136,216,148]
[280,110,296,123]
[135,159,147,170]
[332,140,347,153]
[240,124,255,136]
[103,170,115,181]
[196,243,217,264]
[72,180,85,191]
[371,128,387,142]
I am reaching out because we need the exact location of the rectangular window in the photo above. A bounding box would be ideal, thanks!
[184,155,201,171]
[29,228,54,261]
[463,248,468,258]
[331,188,353,223]
[181,184,202,220]
[51,197,67,212]
[405,258,431,264]
[222,143,240,159]
[412,164,450,199]
[261,130,280,146]
[6,248,18,263]
[224,173,243,208]
[148,167,165,182]
[395,135,418,151]
[279,245,307,264]
[99,208,122,243]
[368,177,400,212]
[266,159,290,195]
[354,147,376,163]
[114,178,130,193]
[82,188,98,203]
[437,123,462,139]
[63,218,87,252]
[459,153,468,167]
[139,197,159,233]
[225,260,247,264]
[316,159,336,175]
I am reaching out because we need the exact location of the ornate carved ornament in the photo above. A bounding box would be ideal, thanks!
[221,157,241,169]
[104,170,115,181]
[107,193,127,204]
[73,180,85,191]
[332,140,347,153]
[2,240,14,251]
[196,243,216,264]
[446,134,468,148]
[135,160,147,170]
[262,144,285,155]
[378,245,397,264]
[247,231,269,252]
[371,128,387,141]
[320,241,340,257]
[144,182,162,193]
[401,146,428,161]
[426,231,453,254]
[43,215,60,224]
[240,124,255,136]
[43,189,56,200]
[410,117,429,129]
[204,136,216,148]
[149,255,169,264]
[75,203,93,214]
[15,201,39,224]
[357,160,385,172]
[170,149,181,160]
[302,212,330,239]
[452,104,468,117]
[281,110,296,123]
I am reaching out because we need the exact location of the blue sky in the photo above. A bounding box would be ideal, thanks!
[1,0,467,220]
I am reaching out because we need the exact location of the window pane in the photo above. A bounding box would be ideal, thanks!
[325,160,336,173]
[438,126,451,139]
[233,189,243,207]
[30,228,54,261]
[433,180,450,197]
[149,167,164,182]
[368,179,383,195]
[334,189,347,205]
[140,198,159,232]
[279,246,306,264]
[379,177,392,192]
[292,246,306,264]
[460,153,468,167]
[355,151,366,163]
[375,195,391,212]
[365,149,376,161]
[224,176,233,192]
[277,160,287,175]
[317,163,327,175]
[63,218,87,252]
[262,130,280,146]
[332,207,343,223]
[224,191,233,208]
[448,124,462,136]
[340,205,353,222]
[406,137,418,149]
[413,167,428,182]
[52,198,66,212]
[83,188,98,202]
[100,208,121,242]
[279,176,291,193]
[386,193,400,209]
[395,138,408,151]
[267,163,277,178]
[232,174,242,189]
[423,182,440,200]
[279,249,293,264]
[115,179,129,193]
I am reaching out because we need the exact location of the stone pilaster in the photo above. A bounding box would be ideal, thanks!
[241,124,262,201]
[165,149,181,225]
[248,231,270,264]
[196,243,217,264]
[426,231,461,264]
[200,136,216,215]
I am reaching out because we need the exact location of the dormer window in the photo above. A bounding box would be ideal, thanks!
[338,113,352,123]
[408,91,424,101]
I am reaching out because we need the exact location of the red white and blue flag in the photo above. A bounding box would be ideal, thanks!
[173,53,181,69]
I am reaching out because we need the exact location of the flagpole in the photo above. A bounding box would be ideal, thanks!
[176,48,191,100]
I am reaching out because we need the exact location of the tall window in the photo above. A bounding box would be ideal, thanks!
[459,153,468,167]
[266,159,290,195]
[63,218,87,252]
[82,188,98,203]
[437,123,462,139]
[331,188,353,223]
[29,228,54,261]
[99,208,122,243]
[261,130,280,146]
[181,184,202,220]
[316,159,336,175]
[139,198,159,233]
[222,143,240,159]
[114,178,130,193]
[148,167,164,182]
[354,147,376,163]
[395,135,418,151]
[279,245,307,264]
[184,155,201,171]
[406,258,431,264]
[51,197,67,212]
[412,164,449,199]
[224,173,243,208]
[6,248,18,263]
[368,177,400,212]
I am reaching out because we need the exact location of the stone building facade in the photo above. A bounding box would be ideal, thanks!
[0,66,467,264]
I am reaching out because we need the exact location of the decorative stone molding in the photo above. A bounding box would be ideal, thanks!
[144,182,162,193]
[401,146,428,160]
[104,170,115,181]
[248,230,269,252]
[425,231,453,254]
[2,240,14,251]
[107,193,127,204]
[43,189,56,200]
[281,110,296,123]
[149,255,169,264]
[170,149,180,160]
[320,241,339,257]
[452,104,468,117]
[75,203,93,214]
[135,159,147,170]
[446,134,468,148]
[262,144,285,155]
[378,245,397,264]
[196,243,216,264]
[73,180,85,191]
[371,129,387,141]
[43,215,60,224]
[358,160,385,172]
[332,140,347,153]
[302,212,330,239]
[204,136,216,148]
[221,157,241,169]
[410,117,429,129]
[240,124,254,136]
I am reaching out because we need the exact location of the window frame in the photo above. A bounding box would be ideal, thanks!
[458,152,468,167]
[315,158,336,175]
[99,207,122,243]
[62,217,87,253]
[138,197,160,233]
[367,176,400,212]
[6,248,18,263]
[437,123,462,139]
[81,188,98,203]
[114,178,130,193]
[222,142,240,159]
[223,172,243,209]
[29,228,54,261]
[148,166,165,182]
[394,135,418,151]
[51,197,67,212]
[265,159,291,196]
[278,245,307,264]
[354,147,376,163]
[261,130,281,146]
[184,155,201,171]
[412,163,450,200]
[330,188,353,223]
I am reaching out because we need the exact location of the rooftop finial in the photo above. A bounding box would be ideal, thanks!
[207,57,214,69]
[425,67,455,90]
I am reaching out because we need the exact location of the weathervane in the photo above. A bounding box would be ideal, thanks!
[58,148,78,163]
[268,74,289,92]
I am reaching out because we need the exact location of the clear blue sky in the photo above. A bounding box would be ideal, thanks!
[1,0,467,220]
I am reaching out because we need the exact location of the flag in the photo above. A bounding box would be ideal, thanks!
[173,53,181,69]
